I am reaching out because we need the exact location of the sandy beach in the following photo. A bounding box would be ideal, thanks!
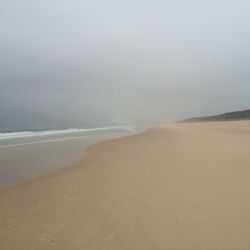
[1,121,250,249]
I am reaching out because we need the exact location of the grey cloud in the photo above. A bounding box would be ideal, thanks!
[0,0,250,127]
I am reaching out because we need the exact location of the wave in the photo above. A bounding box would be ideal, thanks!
[0,126,135,140]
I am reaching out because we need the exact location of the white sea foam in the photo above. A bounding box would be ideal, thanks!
[0,126,135,140]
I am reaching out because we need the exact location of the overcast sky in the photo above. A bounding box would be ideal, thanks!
[0,0,250,125]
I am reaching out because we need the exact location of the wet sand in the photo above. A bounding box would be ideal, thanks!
[1,121,250,249]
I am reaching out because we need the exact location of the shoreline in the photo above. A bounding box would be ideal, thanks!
[0,126,144,190]
[0,127,147,192]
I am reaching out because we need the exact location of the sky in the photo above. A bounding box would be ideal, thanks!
[0,0,250,126]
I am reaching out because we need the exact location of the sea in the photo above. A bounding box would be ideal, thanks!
[0,126,139,188]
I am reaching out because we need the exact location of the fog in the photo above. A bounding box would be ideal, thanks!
[1,0,250,128]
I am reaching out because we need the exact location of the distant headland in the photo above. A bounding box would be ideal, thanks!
[181,109,250,122]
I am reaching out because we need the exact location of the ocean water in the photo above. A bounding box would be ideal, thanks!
[0,126,139,188]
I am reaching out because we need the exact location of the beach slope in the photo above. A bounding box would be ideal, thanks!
[1,121,250,249]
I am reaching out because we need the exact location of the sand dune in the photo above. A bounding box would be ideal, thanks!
[1,121,250,249]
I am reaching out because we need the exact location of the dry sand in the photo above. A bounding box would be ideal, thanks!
[1,121,250,249]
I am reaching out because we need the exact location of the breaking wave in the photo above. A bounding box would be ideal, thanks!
[0,126,136,140]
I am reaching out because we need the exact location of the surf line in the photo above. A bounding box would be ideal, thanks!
[0,135,101,149]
